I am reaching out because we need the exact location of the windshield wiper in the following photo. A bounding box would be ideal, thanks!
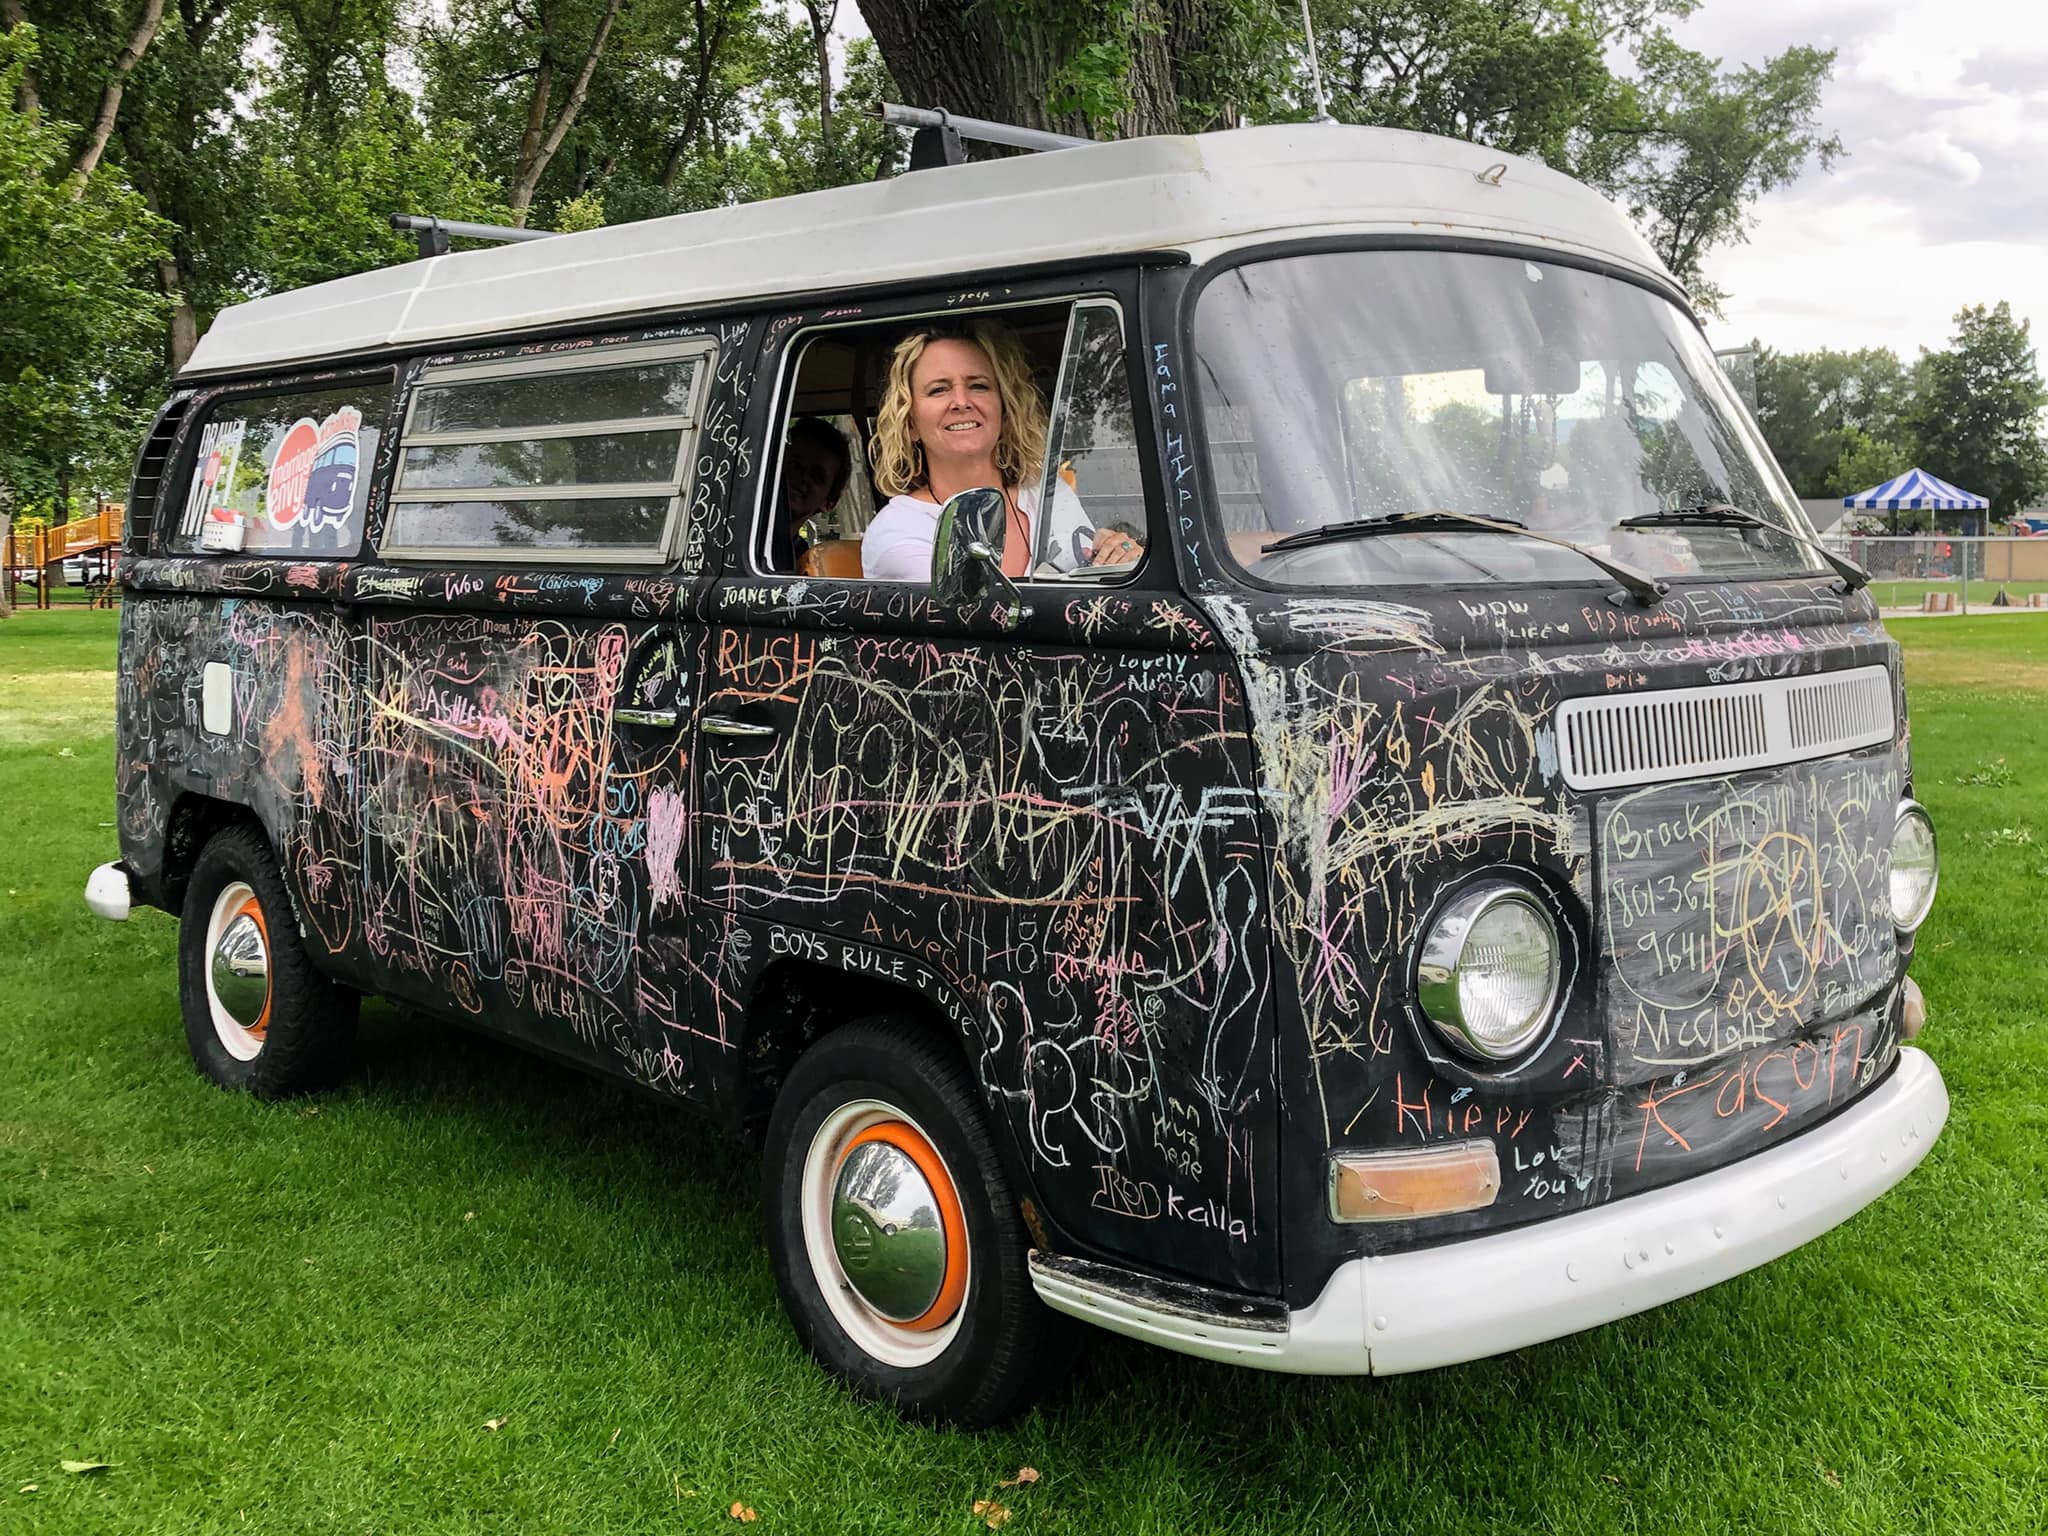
[1263,510,1668,606]
[1618,503,1869,592]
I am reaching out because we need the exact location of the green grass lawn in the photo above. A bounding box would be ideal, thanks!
[2,607,2042,1534]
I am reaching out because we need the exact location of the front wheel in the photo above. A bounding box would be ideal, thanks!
[761,1017,1074,1425]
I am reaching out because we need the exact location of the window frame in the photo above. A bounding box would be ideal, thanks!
[752,294,1147,586]
[381,335,717,565]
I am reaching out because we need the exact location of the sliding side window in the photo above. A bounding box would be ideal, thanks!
[384,338,714,563]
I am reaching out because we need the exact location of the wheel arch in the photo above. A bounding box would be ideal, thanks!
[732,953,1055,1245]
[157,791,266,914]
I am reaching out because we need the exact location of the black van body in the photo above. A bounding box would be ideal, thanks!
[100,127,1944,1421]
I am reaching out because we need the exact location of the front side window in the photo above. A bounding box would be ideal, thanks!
[763,299,1146,583]
[1033,301,1145,575]
[384,339,712,561]
[1193,250,1823,588]
[175,380,388,556]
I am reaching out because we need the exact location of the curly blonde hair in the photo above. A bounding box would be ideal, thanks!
[869,321,1048,498]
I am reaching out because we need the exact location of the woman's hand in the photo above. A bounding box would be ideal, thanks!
[1087,525,1144,567]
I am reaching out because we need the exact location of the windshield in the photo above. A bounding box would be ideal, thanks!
[1191,250,1823,588]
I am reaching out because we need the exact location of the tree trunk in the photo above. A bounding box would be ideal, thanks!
[507,0,623,223]
[0,511,12,620]
[801,0,836,173]
[1118,0,1186,136]
[123,136,200,372]
[853,0,1231,142]
[1,0,37,114]
[661,0,735,191]
[855,0,1093,141]
[69,0,168,192]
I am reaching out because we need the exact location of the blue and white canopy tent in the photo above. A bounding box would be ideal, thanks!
[1843,467,1990,534]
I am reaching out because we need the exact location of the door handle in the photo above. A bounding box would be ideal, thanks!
[701,715,778,740]
[615,705,681,728]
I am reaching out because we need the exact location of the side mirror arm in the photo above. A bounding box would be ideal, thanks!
[965,540,1033,625]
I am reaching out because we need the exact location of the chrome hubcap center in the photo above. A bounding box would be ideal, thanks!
[210,910,270,1031]
[830,1139,948,1322]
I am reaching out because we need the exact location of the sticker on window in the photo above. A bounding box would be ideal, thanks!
[182,418,248,544]
[265,407,362,535]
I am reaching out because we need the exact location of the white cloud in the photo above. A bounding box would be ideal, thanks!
[1704,191,2048,358]
[1679,1,2048,356]
[1877,131,1985,184]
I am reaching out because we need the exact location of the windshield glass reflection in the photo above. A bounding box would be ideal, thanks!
[1191,250,1822,588]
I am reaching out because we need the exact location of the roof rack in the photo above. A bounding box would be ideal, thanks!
[389,214,558,260]
[870,102,1091,171]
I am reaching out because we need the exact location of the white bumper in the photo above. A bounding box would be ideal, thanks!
[84,861,132,921]
[1033,1046,1948,1374]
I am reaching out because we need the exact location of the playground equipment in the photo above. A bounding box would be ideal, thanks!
[3,505,125,608]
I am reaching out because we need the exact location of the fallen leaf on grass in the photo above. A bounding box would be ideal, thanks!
[1815,1459,1842,1489]
[608,1427,621,1448]
[18,1484,38,1493]
[483,1417,508,1432]
[972,1501,1013,1530]
[997,1467,1040,1488]
[61,1461,111,1475]
[1601,1475,1621,1486]
[728,1500,757,1521]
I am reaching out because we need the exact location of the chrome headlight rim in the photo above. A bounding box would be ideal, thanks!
[1415,880,1563,1064]
[1891,798,1939,934]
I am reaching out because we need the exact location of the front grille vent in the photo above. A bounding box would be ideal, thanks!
[1785,668,1893,752]
[1557,665,1894,790]
[124,395,192,552]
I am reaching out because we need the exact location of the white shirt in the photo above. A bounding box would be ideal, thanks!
[860,483,1096,582]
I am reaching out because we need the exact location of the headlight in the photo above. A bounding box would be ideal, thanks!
[1891,801,1938,932]
[1416,884,1560,1060]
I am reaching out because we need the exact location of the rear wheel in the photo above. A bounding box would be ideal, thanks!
[762,1017,1073,1425]
[178,824,356,1097]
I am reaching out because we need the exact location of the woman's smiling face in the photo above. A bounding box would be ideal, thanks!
[910,337,1002,478]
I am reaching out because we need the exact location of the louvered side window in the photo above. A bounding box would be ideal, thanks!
[125,395,192,552]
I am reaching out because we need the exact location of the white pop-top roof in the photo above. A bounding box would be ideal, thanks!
[182,123,1681,379]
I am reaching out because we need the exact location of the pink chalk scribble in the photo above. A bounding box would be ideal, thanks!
[646,787,688,909]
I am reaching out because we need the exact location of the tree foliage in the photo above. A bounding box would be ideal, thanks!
[1904,302,2048,521]
[1750,315,2048,526]
[0,24,167,512]
[1753,344,1910,495]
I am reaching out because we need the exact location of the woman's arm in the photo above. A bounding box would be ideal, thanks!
[860,497,940,581]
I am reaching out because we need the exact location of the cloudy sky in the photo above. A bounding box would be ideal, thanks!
[1683,1,2048,359]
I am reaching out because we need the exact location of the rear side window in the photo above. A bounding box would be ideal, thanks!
[174,379,389,556]
[383,338,714,563]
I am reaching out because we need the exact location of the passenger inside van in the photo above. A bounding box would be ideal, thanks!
[861,321,1142,581]
[772,415,853,572]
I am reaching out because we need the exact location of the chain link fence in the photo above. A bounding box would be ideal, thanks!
[1820,534,2048,614]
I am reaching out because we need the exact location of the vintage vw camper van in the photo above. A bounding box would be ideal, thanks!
[89,124,1947,1425]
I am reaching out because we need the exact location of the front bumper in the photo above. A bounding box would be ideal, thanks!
[1031,1045,1947,1374]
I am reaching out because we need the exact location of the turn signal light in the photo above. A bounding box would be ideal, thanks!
[1328,1141,1502,1223]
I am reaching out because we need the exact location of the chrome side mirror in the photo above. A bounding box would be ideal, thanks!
[931,486,1031,622]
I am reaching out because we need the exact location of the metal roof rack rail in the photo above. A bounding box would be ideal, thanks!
[389,214,559,260]
[869,102,1091,171]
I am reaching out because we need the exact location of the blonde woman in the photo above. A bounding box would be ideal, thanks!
[860,321,1142,582]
